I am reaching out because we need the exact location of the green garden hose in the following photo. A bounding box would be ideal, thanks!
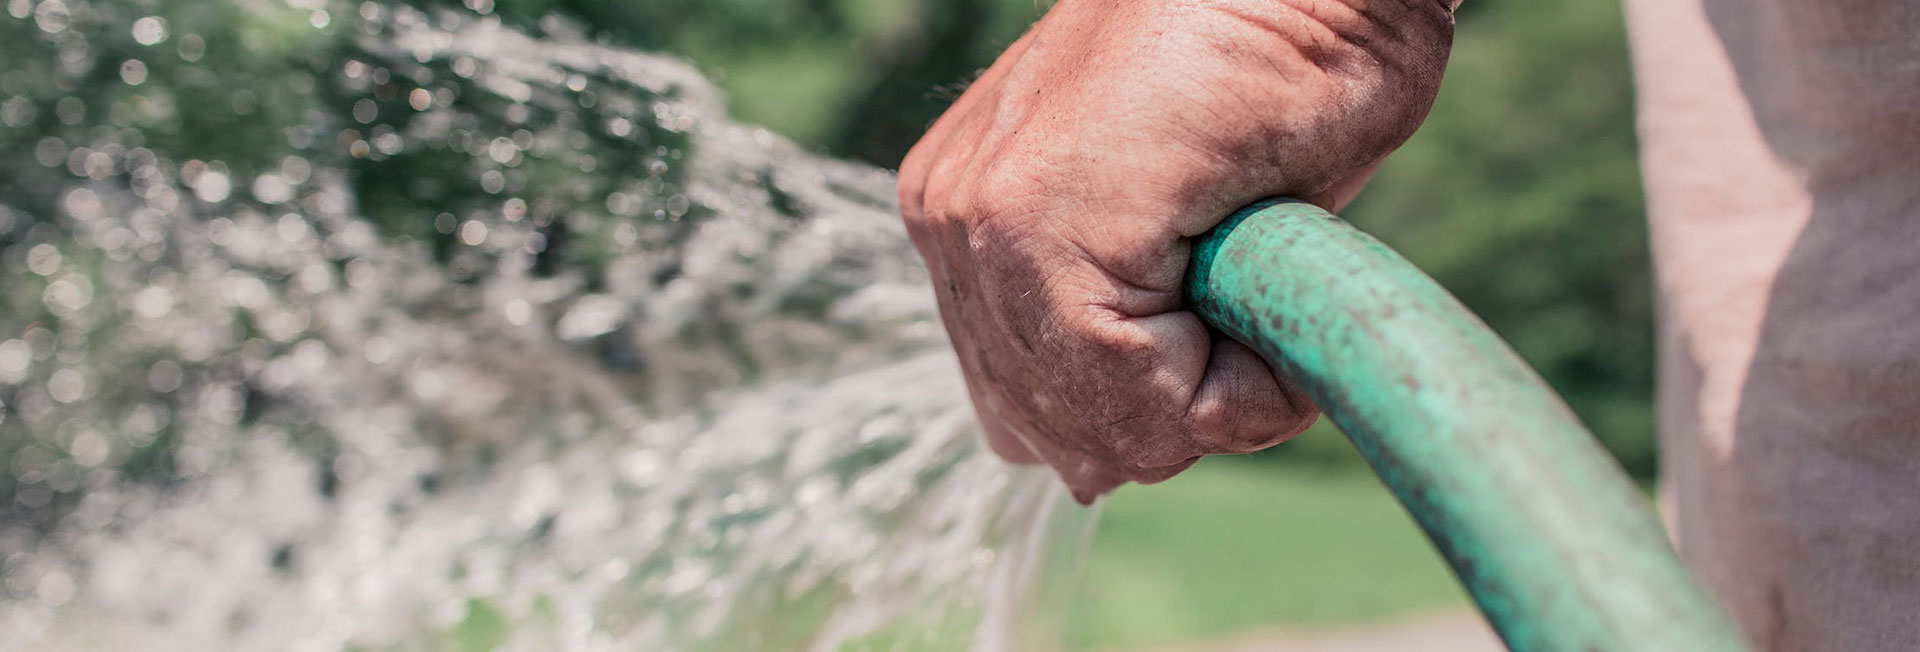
[1183,199,1753,652]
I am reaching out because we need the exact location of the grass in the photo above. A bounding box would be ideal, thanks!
[1071,452,1472,651]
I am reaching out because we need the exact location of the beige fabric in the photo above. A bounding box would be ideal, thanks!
[1622,0,1920,649]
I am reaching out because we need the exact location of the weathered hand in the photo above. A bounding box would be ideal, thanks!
[898,0,1456,502]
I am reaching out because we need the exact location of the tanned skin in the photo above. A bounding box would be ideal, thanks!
[898,0,1460,502]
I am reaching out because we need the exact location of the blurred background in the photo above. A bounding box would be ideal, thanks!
[592,0,1647,649]
[0,0,1647,650]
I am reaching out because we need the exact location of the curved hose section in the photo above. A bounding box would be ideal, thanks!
[1184,199,1753,652]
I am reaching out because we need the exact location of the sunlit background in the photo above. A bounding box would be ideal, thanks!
[0,0,1646,650]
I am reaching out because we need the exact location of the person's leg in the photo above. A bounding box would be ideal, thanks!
[1624,1,1920,649]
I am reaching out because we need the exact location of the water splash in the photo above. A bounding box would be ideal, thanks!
[0,2,1094,650]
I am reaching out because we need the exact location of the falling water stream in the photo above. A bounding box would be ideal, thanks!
[0,2,1096,650]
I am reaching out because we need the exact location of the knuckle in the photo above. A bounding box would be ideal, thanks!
[1074,318,1155,359]
[897,177,926,222]
[968,162,1044,209]
[951,160,1047,232]
[897,166,942,258]
[896,148,933,215]
[899,205,936,253]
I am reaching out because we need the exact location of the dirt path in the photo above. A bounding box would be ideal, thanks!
[1137,611,1506,652]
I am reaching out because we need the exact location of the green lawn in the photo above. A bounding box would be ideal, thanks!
[1072,455,1471,651]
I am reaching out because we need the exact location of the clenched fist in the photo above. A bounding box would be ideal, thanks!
[898,0,1457,502]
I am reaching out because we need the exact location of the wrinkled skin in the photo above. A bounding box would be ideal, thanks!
[898,0,1458,502]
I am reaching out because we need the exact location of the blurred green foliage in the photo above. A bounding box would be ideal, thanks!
[517,0,1657,475]
[1354,0,1654,476]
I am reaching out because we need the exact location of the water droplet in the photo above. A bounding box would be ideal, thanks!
[364,336,394,364]
[222,273,270,309]
[309,9,331,29]
[120,60,149,86]
[612,223,638,247]
[601,559,629,581]
[459,219,488,245]
[36,570,75,606]
[0,339,31,384]
[83,150,114,179]
[276,213,310,242]
[497,298,533,329]
[1,96,34,127]
[373,131,402,155]
[47,368,86,403]
[33,137,67,167]
[178,34,206,62]
[63,146,89,176]
[231,89,258,115]
[253,173,295,204]
[555,295,627,340]
[296,262,334,294]
[132,16,169,46]
[33,0,70,34]
[62,188,102,219]
[147,359,182,393]
[42,276,92,316]
[352,98,377,124]
[26,244,61,276]
[605,192,635,216]
[133,286,173,319]
[69,430,110,468]
[280,156,312,183]
[487,137,517,164]
[55,96,84,125]
[192,170,232,202]
[408,88,431,111]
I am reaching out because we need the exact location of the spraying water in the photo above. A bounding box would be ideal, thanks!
[0,2,1095,650]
